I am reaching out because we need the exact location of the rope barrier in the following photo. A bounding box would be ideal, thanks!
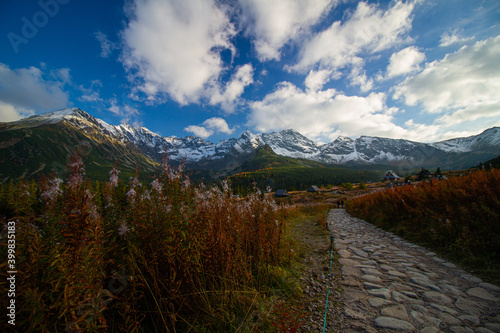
[322,210,334,333]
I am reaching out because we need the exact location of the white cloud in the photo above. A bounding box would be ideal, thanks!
[386,46,425,78]
[239,0,334,61]
[348,66,373,92]
[0,63,69,122]
[108,98,140,124]
[121,0,237,105]
[0,101,34,122]
[246,81,470,142]
[305,69,334,91]
[440,30,474,47]
[202,117,235,134]
[209,64,254,113]
[184,125,213,139]
[78,80,104,103]
[289,1,416,73]
[246,81,416,141]
[394,35,500,119]
[95,32,117,58]
[184,117,234,138]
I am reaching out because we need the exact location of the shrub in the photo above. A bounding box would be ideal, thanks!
[0,154,294,332]
[347,169,500,282]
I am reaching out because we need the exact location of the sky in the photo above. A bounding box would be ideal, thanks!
[1,0,499,144]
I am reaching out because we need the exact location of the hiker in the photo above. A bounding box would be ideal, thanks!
[340,200,344,209]
[337,201,340,208]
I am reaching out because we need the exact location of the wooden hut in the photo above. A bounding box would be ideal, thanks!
[274,189,290,197]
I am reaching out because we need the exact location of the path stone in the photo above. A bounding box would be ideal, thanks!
[361,274,383,284]
[479,282,500,293]
[439,312,461,325]
[466,287,499,301]
[450,327,474,333]
[367,288,391,300]
[422,291,453,305]
[327,209,500,333]
[374,316,416,331]
[476,328,496,333]
[381,304,409,321]
[368,297,392,308]
[485,323,500,332]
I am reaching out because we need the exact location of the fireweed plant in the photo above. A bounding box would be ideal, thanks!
[0,153,298,332]
[347,169,500,282]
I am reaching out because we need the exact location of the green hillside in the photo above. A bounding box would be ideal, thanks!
[226,145,380,193]
[0,122,158,183]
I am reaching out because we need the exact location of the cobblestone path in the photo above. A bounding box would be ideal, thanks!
[328,209,500,333]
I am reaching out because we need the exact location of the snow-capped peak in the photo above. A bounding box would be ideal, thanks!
[8,108,500,169]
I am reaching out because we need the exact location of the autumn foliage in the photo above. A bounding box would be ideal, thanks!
[0,154,294,332]
[347,169,500,275]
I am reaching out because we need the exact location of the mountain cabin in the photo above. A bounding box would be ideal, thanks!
[274,189,290,197]
[307,185,321,192]
[383,170,401,181]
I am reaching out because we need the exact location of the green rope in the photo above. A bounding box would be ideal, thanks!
[323,227,335,332]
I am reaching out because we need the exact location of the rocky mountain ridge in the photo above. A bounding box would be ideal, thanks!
[4,107,500,171]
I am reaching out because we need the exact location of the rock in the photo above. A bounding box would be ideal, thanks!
[368,297,392,308]
[389,282,414,292]
[401,291,418,299]
[476,328,495,333]
[368,288,391,300]
[344,308,367,320]
[387,270,407,278]
[380,264,395,271]
[343,288,367,302]
[467,287,500,302]
[439,284,466,297]
[429,303,459,315]
[485,323,500,332]
[421,327,440,333]
[449,326,473,333]
[341,265,361,277]
[422,291,453,305]
[339,258,360,266]
[361,268,383,276]
[363,282,384,289]
[455,297,482,315]
[459,314,480,325]
[361,274,383,284]
[439,312,461,325]
[374,316,416,331]
[479,282,500,293]
[410,310,441,327]
[338,249,351,258]
[460,274,482,283]
[381,304,409,321]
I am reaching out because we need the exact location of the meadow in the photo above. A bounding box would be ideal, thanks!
[346,169,500,284]
[0,152,325,332]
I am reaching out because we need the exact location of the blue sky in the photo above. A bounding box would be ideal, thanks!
[1,0,499,144]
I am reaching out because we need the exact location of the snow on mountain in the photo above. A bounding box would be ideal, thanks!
[232,129,262,154]
[431,127,500,153]
[11,108,500,168]
[260,129,320,159]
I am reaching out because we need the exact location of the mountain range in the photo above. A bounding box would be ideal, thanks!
[1,107,499,182]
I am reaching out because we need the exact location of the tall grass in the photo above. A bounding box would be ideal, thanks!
[347,169,500,282]
[0,153,295,332]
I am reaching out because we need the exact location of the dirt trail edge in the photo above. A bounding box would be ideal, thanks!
[328,209,500,333]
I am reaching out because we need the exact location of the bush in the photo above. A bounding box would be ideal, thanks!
[347,169,500,282]
[0,153,294,332]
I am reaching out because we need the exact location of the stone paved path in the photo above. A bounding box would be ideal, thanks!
[328,209,500,333]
